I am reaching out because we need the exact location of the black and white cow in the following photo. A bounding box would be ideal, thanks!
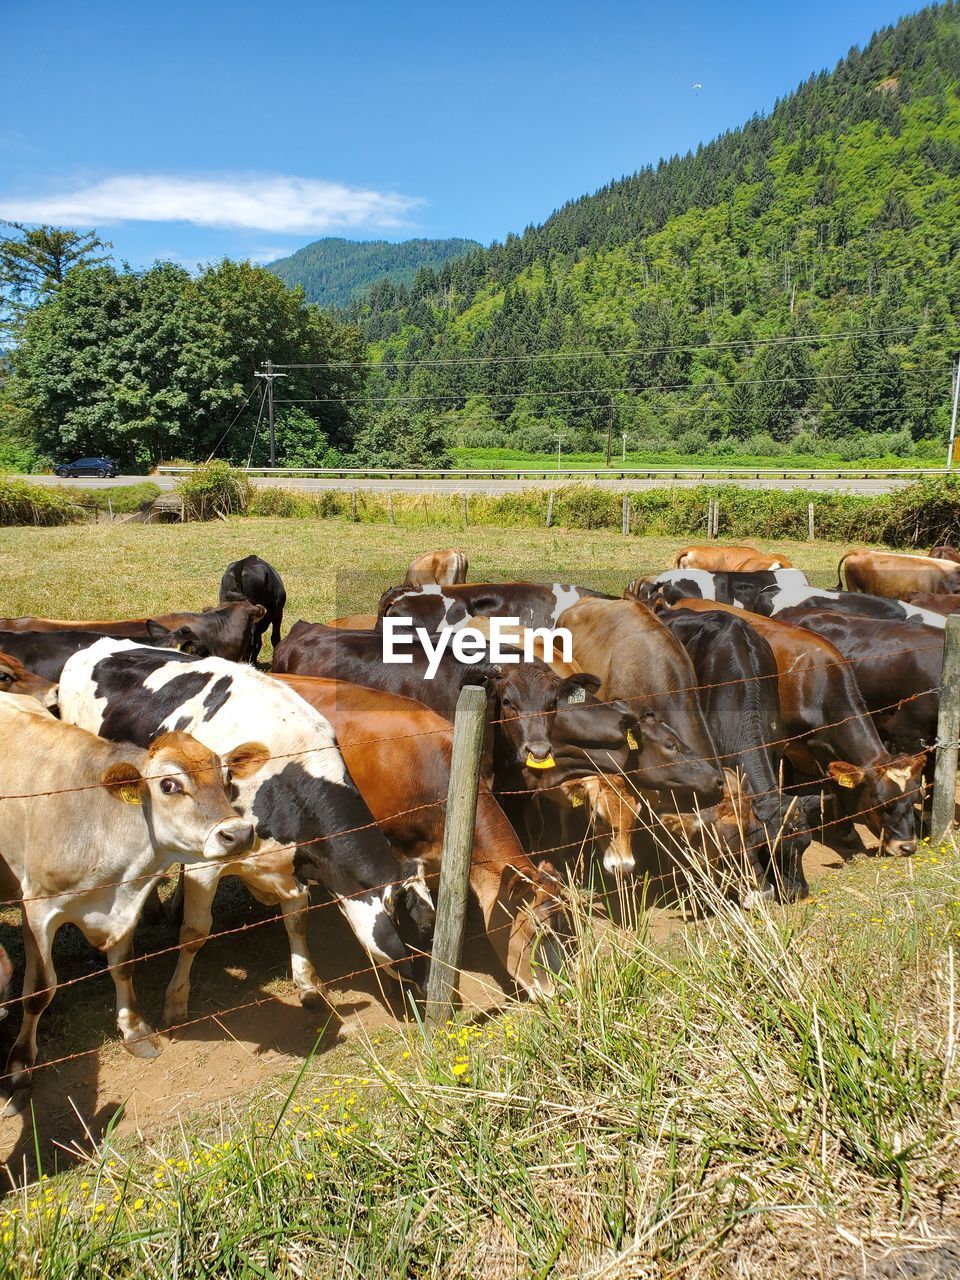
[378,582,612,633]
[58,640,435,1025]
[635,569,947,629]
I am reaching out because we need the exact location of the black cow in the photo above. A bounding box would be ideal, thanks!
[0,624,211,681]
[660,608,817,900]
[219,555,287,662]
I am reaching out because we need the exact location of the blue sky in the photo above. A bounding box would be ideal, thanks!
[1,0,927,270]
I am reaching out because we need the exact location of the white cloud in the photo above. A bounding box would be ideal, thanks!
[0,173,423,233]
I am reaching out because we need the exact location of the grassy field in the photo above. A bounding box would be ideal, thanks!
[0,517,956,1279]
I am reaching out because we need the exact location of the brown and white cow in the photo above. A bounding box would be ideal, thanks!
[403,548,469,587]
[674,545,794,572]
[837,550,960,599]
[0,693,256,1112]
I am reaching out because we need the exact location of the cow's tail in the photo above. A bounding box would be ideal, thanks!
[835,552,851,592]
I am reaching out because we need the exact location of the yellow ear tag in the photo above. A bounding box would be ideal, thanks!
[626,729,639,750]
[526,754,556,770]
[835,773,857,790]
[570,793,584,807]
[118,785,141,805]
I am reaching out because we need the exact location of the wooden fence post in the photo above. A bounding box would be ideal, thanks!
[807,501,815,541]
[107,498,113,522]
[546,492,555,528]
[425,685,488,1027]
[707,497,714,539]
[712,499,720,539]
[461,492,468,529]
[932,614,960,843]
[621,495,630,536]
[388,494,395,525]
[351,490,358,522]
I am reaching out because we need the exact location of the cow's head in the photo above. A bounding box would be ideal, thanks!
[489,664,601,770]
[560,774,636,874]
[145,620,214,657]
[629,708,724,801]
[0,652,58,710]
[827,751,927,855]
[101,731,260,859]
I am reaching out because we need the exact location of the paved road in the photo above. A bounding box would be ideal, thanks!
[24,473,930,495]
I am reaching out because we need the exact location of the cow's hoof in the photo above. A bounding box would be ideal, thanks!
[2,1088,31,1117]
[298,988,330,1012]
[124,1032,162,1059]
[161,1000,188,1029]
[740,887,774,911]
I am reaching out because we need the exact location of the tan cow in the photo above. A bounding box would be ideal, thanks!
[0,693,258,1112]
[403,548,468,586]
[674,545,794,572]
[326,614,378,629]
[838,550,960,598]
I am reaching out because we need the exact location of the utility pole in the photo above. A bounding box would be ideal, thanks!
[254,360,287,468]
[605,399,614,467]
[948,354,960,470]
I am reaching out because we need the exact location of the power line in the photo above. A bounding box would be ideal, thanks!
[268,322,953,372]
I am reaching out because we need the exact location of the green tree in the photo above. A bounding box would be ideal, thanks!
[0,222,111,327]
[353,405,451,467]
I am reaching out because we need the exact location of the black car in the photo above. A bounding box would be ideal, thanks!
[54,457,120,479]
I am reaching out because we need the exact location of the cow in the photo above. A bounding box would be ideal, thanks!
[274,676,569,997]
[931,546,960,565]
[403,548,469,587]
[0,625,210,681]
[557,597,724,800]
[667,599,925,858]
[378,582,612,633]
[0,600,267,662]
[0,652,58,708]
[272,621,607,777]
[57,641,435,1025]
[674,545,794,572]
[774,607,943,756]
[0,692,256,1111]
[328,614,379,629]
[219,556,287,663]
[837,550,960,599]
[637,569,948,628]
[659,607,818,900]
[900,593,960,617]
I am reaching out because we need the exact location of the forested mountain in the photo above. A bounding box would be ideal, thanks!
[268,237,480,308]
[344,2,960,460]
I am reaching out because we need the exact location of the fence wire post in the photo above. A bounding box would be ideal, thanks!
[932,614,960,844]
[621,495,630,536]
[546,492,554,528]
[807,501,814,541]
[388,493,395,525]
[706,497,714,539]
[461,492,468,529]
[425,684,487,1027]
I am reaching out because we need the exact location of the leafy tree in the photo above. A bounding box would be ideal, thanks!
[352,405,451,467]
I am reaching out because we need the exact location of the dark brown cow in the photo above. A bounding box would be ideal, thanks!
[403,548,469,587]
[671,599,924,856]
[0,601,266,662]
[774,606,942,756]
[838,550,960,598]
[275,676,567,996]
[219,555,286,662]
[0,652,58,708]
[674,545,794,572]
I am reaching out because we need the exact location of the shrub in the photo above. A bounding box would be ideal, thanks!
[176,462,252,521]
[74,483,160,514]
[0,478,86,526]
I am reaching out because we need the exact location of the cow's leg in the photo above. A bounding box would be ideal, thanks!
[4,913,57,1114]
[271,610,283,649]
[161,868,220,1027]
[106,934,162,1057]
[232,860,329,1009]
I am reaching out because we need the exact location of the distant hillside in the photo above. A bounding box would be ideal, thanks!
[346,2,960,461]
[268,237,480,308]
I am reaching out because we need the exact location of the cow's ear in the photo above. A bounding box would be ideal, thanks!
[828,761,866,790]
[882,753,927,791]
[102,762,145,804]
[560,778,595,809]
[559,672,601,699]
[145,619,173,640]
[247,603,267,620]
[224,741,269,779]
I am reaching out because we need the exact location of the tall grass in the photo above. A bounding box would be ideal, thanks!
[3,846,959,1278]
[176,462,252,521]
[247,476,960,548]
[0,479,86,527]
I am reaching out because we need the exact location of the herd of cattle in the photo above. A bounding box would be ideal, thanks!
[0,542,957,1112]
